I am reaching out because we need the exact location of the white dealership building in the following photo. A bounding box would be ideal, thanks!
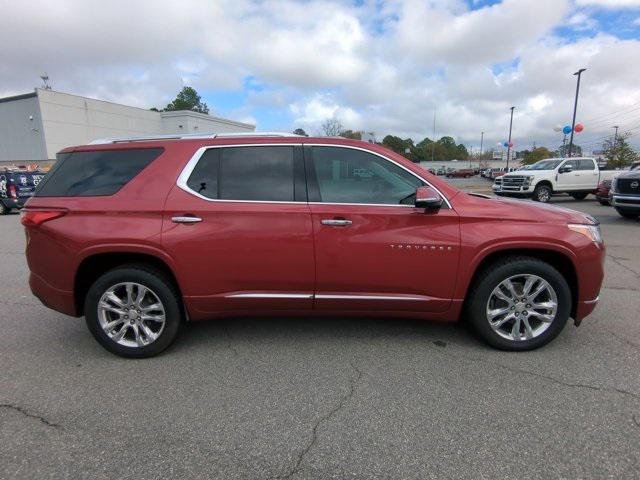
[0,88,255,165]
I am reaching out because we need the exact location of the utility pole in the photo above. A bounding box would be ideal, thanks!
[431,108,436,162]
[480,131,484,156]
[613,125,619,164]
[562,135,567,157]
[568,68,587,158]
[506,106,515,170]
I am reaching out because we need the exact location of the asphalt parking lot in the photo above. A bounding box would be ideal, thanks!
[1,184,639,479]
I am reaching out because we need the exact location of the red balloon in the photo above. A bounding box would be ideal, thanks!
[508,142,513,148]
[574,123,584,133]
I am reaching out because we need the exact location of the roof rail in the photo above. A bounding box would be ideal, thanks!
[88,131,301,145]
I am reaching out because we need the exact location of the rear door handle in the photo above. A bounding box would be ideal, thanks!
[172,216,202,224]
[321,218,352,226]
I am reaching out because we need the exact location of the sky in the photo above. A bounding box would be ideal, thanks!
[2,0,640,152]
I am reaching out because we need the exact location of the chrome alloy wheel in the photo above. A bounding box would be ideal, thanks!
[485,274,558,341]
[97,282,166,348]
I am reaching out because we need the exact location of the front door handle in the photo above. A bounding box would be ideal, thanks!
[321,218,352,226]
[172,216,202,224]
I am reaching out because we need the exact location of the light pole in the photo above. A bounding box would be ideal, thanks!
[506,107,515,170]
[567,68,586,158]
[613,125,619,163]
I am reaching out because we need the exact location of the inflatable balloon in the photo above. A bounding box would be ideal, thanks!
[509,142,513,148]
[574,123,584,133]
[562,125,572,135]
[503,142,509,147]
[553,125,562,132]
[497,142,503,147]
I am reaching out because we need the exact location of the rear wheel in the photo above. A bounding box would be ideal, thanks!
[533,184,552,203]
[598,199,610,206]
[84,265,182,358]
[570,192,588,200]
[466,256,571,350]
[615,207,640,219]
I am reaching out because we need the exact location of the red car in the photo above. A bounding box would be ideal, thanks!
[596,179,612,206]
[445,168,475,178]
[23,134,605,357]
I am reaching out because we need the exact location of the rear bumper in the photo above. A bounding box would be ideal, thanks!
[1,197,27,209]
[29,271,78,317]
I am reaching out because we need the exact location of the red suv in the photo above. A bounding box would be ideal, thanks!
[23,133,604,357]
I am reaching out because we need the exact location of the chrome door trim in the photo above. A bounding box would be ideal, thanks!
[175,143,452,209]
[226,293,313,299]
[321,219,353,226]
[315,294,429,301]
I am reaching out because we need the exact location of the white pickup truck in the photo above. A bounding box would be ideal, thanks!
[492,157,617,203]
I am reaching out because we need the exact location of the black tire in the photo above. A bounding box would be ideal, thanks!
[615,208,640,219]
[533,184,552,203]
[570,192,588,200]
[0,203,7,215]
[466,256,571,351]
[84,265,182,358]
[598,199,610,206]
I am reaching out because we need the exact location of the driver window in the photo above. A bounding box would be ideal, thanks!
[311,147,424,205]
[562,160,578,170]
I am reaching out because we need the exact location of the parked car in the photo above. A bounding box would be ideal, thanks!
[23,133,604,357]
[492,157,617,203]
[446,168,475,178]
[435,167,446,175]
[595,180,612,206]
[0,170,46,214]
[610,164,640,219]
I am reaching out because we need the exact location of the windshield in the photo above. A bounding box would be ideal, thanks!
[529,159,562,170]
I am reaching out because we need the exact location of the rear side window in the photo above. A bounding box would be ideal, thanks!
[185,146,295,202]
[36,148,163,197]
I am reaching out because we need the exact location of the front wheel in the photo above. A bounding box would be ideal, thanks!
[615,207,640,219]
[466,256,571,350]
[598,199,610,206]
[84,265,182,358]
[533,184,552,203]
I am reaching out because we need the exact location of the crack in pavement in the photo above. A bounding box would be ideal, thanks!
[602,286,640,292]
[633,415,640,429]
[428,346,640,402]
[0,403,61,429]
[607,255,640,280]
[271,360,363,480]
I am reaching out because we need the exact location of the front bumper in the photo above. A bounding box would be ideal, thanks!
[611,194,640,209]
[492,184,533,195]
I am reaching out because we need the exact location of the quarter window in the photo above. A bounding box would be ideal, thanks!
[310,147,424,205]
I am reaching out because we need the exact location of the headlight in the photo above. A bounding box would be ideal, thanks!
[522,175,533,186]
[568,223,603,245]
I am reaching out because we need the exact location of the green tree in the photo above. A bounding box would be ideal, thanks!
[339,129,362,140]
[602,132,638,168]
[455,143,469,160]
[556,143,582,158]
[293,128,308,136]
[523,147,552,165]
[163,86,209,114]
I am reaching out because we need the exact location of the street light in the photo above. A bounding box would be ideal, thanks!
[567,68,586,158]
[506,107,515,170]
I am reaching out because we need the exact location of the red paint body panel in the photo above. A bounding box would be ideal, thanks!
[24,136,604,325]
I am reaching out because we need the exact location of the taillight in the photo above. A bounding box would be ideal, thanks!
[8,185,17,199]
[20,209,68,227]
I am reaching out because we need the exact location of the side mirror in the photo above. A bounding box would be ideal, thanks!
[415,186,443,210]
[559,165,573,174]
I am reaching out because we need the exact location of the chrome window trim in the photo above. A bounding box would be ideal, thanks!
[176,143,452,209]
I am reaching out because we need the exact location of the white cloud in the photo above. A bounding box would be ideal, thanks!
[576,0,640,7]
[1,0,640,151]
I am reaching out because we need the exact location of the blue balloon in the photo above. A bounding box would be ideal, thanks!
[503,142,509,147]
[562,125,572,135]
